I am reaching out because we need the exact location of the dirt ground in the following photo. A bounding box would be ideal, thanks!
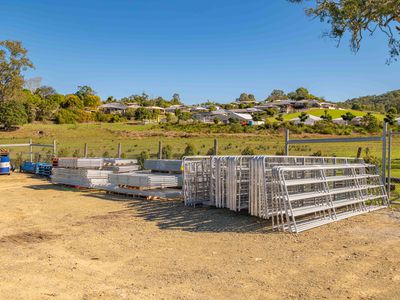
[0,173,400,299]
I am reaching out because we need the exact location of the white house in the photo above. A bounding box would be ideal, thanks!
[350,116,363,126]
[332,117,346,125]
[99,103,127,114]
[396,117,400,125]
[290,115,322,126]
[228,112,253,122]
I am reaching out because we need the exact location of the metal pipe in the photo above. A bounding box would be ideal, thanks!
[118,143,122,158]
[0,144,31,147]
[53,140,57,157]
[214,138,218,155]
[382,123,387,187]
[287,136,382,144]
[84,143,88,158]
[31,144,55,147]
[158,141,162,159]
[29,139,33,162]
[388,128,392,199]
[284,129,289,156]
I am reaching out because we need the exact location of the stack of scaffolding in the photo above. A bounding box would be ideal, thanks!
[103,158,140,173]
[109,171,180,189]
[143,160,182,173]
[102,159,183,199]
[183,155,388,232]
[51,157,137,188]
[271,164,387,232]
[58,158,103,169]
[51,168,111,187]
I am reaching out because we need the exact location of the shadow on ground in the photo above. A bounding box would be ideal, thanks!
[86,191,273,234]
[24,180,273,234]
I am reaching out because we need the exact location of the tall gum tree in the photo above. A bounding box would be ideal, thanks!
[0,40,34,102]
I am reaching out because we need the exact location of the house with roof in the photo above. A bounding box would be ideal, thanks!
[290,115,322,126]
[332,117,347,125]
[350,116,363,126]
[164,105,188,114]
[99,103,128,114]
[190,106,209,113]
[320,102,337,110]
[227,111,253,123]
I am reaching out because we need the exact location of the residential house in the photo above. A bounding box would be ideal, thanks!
[332,117,346,125]
[99,103,127,114]
[320,102,337,110]
[350,116,363,126]
[290,115,322,126]
[164,105,188,114]
[190,106,209,113]
[227,111,253,123]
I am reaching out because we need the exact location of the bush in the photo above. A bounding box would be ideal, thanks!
[162,145,173,159]
[55,109,79,124]
[241,146,255,155]
[72,149,80,157]
[182,143,196,157]
[206,147,215,155]
[0,100,28,129]
[95,112,112,122]
[138,150,150,168]
[58,148,69,157]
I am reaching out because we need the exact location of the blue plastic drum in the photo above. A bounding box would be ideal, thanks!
[0,155,10,174]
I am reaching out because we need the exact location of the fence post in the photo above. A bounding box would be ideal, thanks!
[53,140,57,157]
[118,143,122,158]
[84,143,88,158]
[284,129,289,156]
[29,139,33,162]
[158,141,162,159]
[214,138,218,155]
[388,128,392,199]
[382,123,387,187]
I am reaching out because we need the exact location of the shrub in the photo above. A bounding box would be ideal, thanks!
[182,143,196,157]
[162,145,173,159]
[58,148,69,157]
[241,146,255,155]
[138,150,150,168]
[55,109,79,124]
[72,149,80,157]
[0,99,28,129]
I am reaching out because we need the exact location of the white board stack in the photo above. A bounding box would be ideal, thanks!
[51,168,112,188]
[58,158,104,169]
[144,159,182,172]
[109,171,181,189]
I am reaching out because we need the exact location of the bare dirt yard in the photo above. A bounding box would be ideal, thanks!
[1,173,400,299]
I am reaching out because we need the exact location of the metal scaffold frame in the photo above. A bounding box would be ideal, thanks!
[182,155,388,233]
[285,123,393,194]
[0,139,57,162]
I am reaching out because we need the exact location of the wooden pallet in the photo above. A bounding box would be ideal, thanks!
[118,184,170,191]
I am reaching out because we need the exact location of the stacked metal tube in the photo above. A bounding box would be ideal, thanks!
[183,155,388,232]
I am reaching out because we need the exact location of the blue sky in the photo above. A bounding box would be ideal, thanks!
[1,0,398,104]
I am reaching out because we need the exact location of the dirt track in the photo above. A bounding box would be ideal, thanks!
[0,173,400,299]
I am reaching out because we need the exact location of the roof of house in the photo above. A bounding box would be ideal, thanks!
[290,115,322,122]
[211,109,228,115]
[229,112,253,121]
[100,103,127,110]
[229,108,262,113]
[127,104,141,109]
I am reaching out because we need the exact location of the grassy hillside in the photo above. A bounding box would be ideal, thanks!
[341,89,400,113]
[282,109,385,121]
